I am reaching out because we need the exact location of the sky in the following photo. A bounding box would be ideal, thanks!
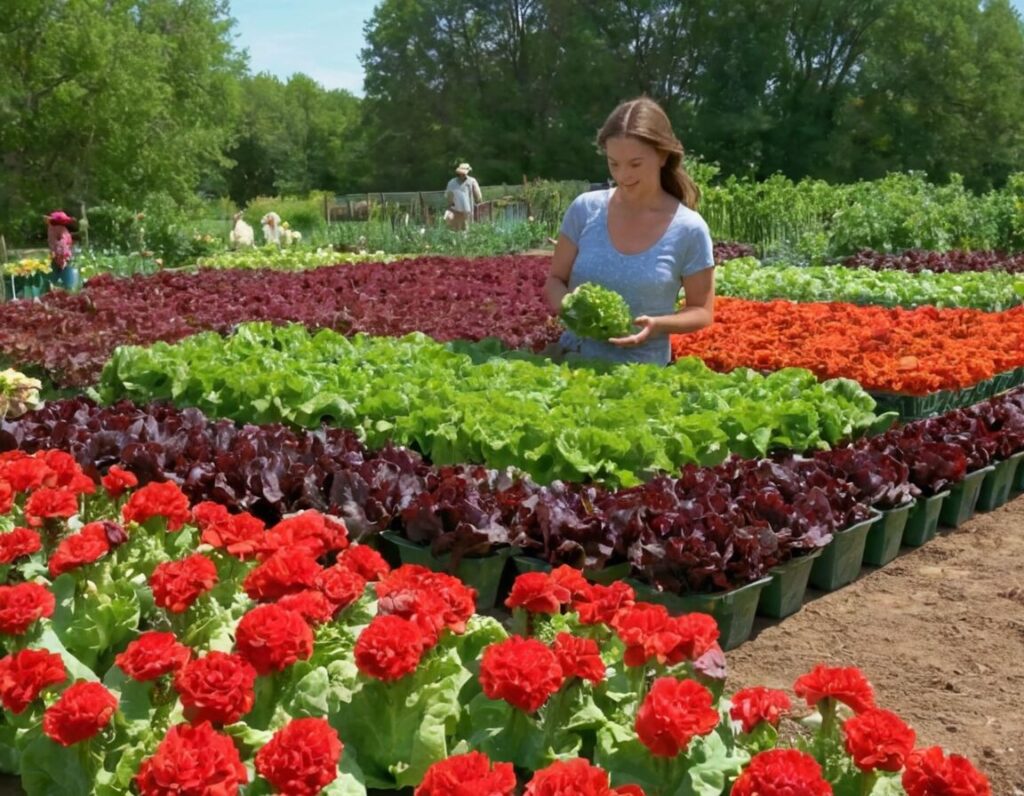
[232,0,1024,97]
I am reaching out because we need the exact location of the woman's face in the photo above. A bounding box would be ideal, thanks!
[605,136,666,195]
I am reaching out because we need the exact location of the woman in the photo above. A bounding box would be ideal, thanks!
[545,97,715,364]
[46,210,78,291]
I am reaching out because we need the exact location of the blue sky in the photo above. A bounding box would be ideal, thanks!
[232,0,1024,97]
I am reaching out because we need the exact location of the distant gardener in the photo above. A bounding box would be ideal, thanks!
[545,96,715,364]
[445,162,482,232]
[45,210,79,291]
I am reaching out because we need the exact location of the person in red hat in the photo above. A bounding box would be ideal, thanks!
[45,210,79,291]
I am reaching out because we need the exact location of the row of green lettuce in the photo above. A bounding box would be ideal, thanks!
[94,324,892,486]
[717,257,1024,311]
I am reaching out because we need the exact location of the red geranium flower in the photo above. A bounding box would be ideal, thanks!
[234,604,313,675]
[315,564,367,611]
[376,565,476,643]
[553,633,605,684]
[479,636,563,713]
[101,465,138,499]
[194,502,265,560]
[525,758,645,795]
[115,631,192,682]
[121,481,191,531]
[505,571,573,614]
[0,527,41,564]
[610,602,684,667]
[732,749,832,796]
[337,544,390,581]
[0,649,66,713]
[794,664,875,714]
[149,554,218,614]
[843,708,916,772]
[416,751,517,796]
[354,615,427,682]
[38,451,94,495]
[243,548,322,602]
[136,721,247,796]
[24,487,78,527]
[255,717,342,796]
[573,580,635,626]
[48,523,111,577]
[662,613,719,664]
[260,510,348,559]
[42,681,117,746]
[0,480,12,515]
[277,589,337,625]
[0,456,50,493]
[902,746,991,796]
[174,652,256,725]
[730,686,792,734]
[635,677,720,757]
[0,582,54,635]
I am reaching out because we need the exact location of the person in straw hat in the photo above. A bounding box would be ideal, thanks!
[444,162,482,231]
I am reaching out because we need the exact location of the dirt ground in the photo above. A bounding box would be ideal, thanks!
[730,493,1024,794]
[0,495,1019,795]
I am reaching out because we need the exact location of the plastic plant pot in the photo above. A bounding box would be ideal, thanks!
[939,466,996,528]
[902,491,949,546]
[808,512,880,592]
[862,501,913,566]
[976,452,1024,512]
[757,548,824,619]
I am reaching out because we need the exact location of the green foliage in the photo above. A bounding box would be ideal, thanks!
[561,283,636,340]
[95,323,890,486]
[717,256,1024,311]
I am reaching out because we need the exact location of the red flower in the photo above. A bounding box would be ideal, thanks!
[0,480,11,515]
[115,632,192,682]
[732,749,832,796]
[354,615,427,682]
[525,758,645,795]
[260,510,348,559]
[573,581,635,626]
[122,481,191,531]
[794,664,875,714]
[38,451,94,495]
[479,636,563,713]
[553,633,605,684]
[243,548,322,601]
[843,708,916,772]
[416,751,517,796]
[194,503,265,559]
[315,564,367,611]
[376,565,476,643]
[506,571,573,614]
[0,582,54,635]
[101,466,138,499]
[730,686,792,734]
[42,681,117,746]
[136,721,247,796]
[149,554,218,614]
[636,677,719,757]
[48,523,111,577]
[609,602,677,667]
[337,544,391,581]
[255,717,342,796]
[0,527,41,564]
[174,652,256,725]
[902,746,991,796]
[0,456,48,494]
[234,604,313,675]
[0,649,66,713]
[24,487,78,527]
[277,590,337,625]
[663,613,719,664]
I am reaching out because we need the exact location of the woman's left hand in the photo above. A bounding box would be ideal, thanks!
[609,316,657,347]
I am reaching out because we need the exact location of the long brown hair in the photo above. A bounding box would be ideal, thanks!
[597,97,700,210]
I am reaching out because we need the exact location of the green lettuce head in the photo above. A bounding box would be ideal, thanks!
[560,283,634,340]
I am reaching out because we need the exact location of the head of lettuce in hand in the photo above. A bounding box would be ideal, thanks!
[560,283,635,340]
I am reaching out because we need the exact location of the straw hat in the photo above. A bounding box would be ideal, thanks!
[455,163,472,175]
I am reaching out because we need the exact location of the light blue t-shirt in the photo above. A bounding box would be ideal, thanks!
[558,189,715,364]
